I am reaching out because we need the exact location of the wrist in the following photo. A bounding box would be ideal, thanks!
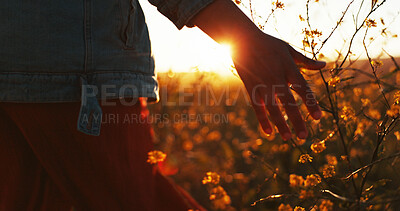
[190,0,263,49]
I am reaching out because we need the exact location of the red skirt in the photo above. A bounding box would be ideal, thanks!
[0,98,205,211]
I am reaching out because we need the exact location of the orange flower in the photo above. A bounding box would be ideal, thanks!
[365,19,377,28]
[361,98,371,107]
[340,106,355,121]
[304,174,321,187]
[328,76,340,87]
[303,28,323,38]
[394,91,400,105]
[319,199,334,211]
[209,186,231,210]
[274,0,285,9]
[325,154,338,166]
[299,189,314,199]
[147,150,166,164]
[387,105,400,117]
[289,174,304,187]
[371,60,383,68]
[294,206,305,211]
[278,204,293,211]
[202,172,220,185]
[321,165,336,178]
[394,131,400,141]
[299,154,313,163]
[311,140,326,154]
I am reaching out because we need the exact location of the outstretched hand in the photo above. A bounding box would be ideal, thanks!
[231,32,325,140]
[190,0,326,140]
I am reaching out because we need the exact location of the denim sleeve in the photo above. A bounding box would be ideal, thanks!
[148,0,214,30]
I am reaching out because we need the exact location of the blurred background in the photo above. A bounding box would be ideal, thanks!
[142,0,400,210]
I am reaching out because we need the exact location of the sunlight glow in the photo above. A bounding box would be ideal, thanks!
[195,43,234,74]
[140,0,400,75]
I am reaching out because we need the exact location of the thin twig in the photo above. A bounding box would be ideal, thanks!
[315,0,355,55]
[344,151,400,180]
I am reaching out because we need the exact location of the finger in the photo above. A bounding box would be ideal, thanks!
[287,45,326,70]
[286,64,322,120]
[251,92,273,134]
[276,86,308,139]
[241,78,273,134]
[258,86,292,140]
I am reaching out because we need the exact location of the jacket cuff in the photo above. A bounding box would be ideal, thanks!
[151,0,215,30]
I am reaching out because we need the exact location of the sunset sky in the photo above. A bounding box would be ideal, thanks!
[139,0,400,75]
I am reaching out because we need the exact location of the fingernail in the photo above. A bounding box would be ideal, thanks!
[312,110,322,119]
[283,133,292,140]
[298,131,307,139]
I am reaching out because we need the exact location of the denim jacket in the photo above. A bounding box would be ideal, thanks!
[0,0,213,135]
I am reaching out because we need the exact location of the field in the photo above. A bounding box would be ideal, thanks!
[148,57,400,210]
[145,0,400,209]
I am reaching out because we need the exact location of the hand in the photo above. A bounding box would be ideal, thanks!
[232,32,326,140]
[190,0,326,140]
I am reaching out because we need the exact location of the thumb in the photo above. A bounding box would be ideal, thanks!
[288,45,326,70]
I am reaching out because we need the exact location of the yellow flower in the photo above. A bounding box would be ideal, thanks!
[303,28,323,38]
[299,154,313,163]
[361,98,371,107]
[394,91,400,105]
[202,172,220,185]
[353,88,362,97]
[394,131,400,141]
[365,19,377,28]
[328,76,340,87]
[289,174,304,187]
[340,106,355,121]
[371,60,383,68]
[209,186,226,200]
[368,109,381,120]
[387,105,400,117]
[274,1,285,9]
[294,206,305,211]
[209,186,231,210]
[311,140,326,154]
[304,174,321,187]
[355,119,371,136]
[325,154,338,166]
[278,204,293,211]
[319,199,334,211]
[308,29,322,37]
[303,39,310,48]
[321,165,336,178]
[147,150,166,164]
[299,189,314,199]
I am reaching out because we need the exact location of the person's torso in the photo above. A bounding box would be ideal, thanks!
[0,0,154,76]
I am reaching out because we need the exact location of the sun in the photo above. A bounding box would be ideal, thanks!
[149,25,236,76]
[195,42,234,75]
[219,44,233,57]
